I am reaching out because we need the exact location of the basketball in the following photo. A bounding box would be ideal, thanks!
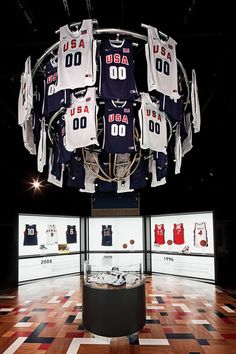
[122,243,128,249]
[167,239,173,245]
[200,240,207,247]
[130,239,135,245]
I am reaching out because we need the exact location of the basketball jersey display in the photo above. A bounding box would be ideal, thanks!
[46,224,58,245]
[23,224,38,246]
[64,88,99,150]
[194,222,208,247]
[43,57,71,118]
[66,225,77,244]
[102,100,136,154]
[145,25,179,99]
[18,56,33,125]
[138,92,167,152]
[101,225,113,246]
[99,38,137,100]
[173,223,185,245]
[154,224,165,245]
[56,19,97,90]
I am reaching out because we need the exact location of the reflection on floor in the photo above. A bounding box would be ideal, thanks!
[0,274,236,353]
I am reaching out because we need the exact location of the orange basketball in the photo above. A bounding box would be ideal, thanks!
[200,240,207,247]
[167,239,173,245]
[123,243,128,249]
[130,239,135,245]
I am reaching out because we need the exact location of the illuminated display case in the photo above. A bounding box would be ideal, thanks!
[83,260,146,337]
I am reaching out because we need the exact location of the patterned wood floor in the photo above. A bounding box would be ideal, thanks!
[0,274,236,353]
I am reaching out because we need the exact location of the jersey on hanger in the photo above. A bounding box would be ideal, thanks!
[145,25,179,99]
[138,92,167,153]
[23,224,38,246]
[99,38,137,100]
[102,100,136,154]
[18,56,33,126]
[56,19,97,90]
[43,57,71,118]
[64,87,99,150]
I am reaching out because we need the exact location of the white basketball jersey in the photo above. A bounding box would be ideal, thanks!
[46,224,58,245]
[174,123,182,174]
[56,19,97,90]
[64,87,99,150]
[37,117,47,173]
[138,92,167,153]
[191,69,201,133]
[18,56,33,125]
[145,25,179,99]
[194,222,208,247]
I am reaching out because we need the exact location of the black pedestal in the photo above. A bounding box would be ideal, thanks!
[83,281,146,337]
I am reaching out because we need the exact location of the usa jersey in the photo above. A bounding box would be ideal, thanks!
[66,225,77,244]
[46,224,58,245]
[56,19,97,90]
[99,39,137,100]
[23,224,38,246]
[102,100,136,154]
[145,25,179,99]
[138,92,167,153]
[64,88,99,150]
[101,225,113,246]
[43,57,71,118]
[173,223,185,245]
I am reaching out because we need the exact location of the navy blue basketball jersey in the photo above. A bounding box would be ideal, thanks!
[99,39,137,100]
[67,156,85,189]
[23,224,38,246]
[102,100,136,154]
[44,57,71,118]
[101,225,113,246]
[66,225,77,243]
[130,156,149,189]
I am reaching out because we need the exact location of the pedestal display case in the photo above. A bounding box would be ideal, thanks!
[82,261,146,337]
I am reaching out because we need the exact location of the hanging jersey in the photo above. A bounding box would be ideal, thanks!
[37,117,47,173]
[173,223,184,244]
[47,148,64,188]
[23,224,38,246]
[159,93,183,123]
[64,88,99,150]
[43,57,71,118]
[18,56,33,125]
[99,39,137,100]
[46,224,58,245]
[101,225,113,246]
[191,69,201,133]
[138,92,167,153]
[56,19,97,90]
[149,155,166,187]
[66,225,77,244]
[130,156,148,190]
[145,25,179,99]
[79,150,99,193]
[182,111,193,156]
[174,123,182,174]
[102,100,136,154]
[194,222,208,247]
[21,116,37,155]
[67,156,85,189]
[154,224,165,245]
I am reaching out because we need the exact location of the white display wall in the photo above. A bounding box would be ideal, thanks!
[18,214,80,282]
[88,216,144,270]
[150,211,215,281]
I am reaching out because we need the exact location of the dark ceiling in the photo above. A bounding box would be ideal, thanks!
[0,0,235,220]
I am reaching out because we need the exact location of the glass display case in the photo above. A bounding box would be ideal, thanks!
[84,260,144,288]
[83,260,146,337]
